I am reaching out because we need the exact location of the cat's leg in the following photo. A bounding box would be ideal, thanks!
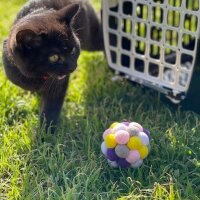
[39,77,69,132]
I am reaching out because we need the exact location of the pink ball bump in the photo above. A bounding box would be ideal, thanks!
[103,129,113,140]
[126,150,140,164]
[101,121,151,169]
[115,130,130,144]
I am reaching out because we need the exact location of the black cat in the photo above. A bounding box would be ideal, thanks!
[2,0,104,131]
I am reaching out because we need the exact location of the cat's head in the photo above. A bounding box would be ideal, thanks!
[9,4,80,80]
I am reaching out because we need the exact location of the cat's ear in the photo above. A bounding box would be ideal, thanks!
[16,29,43,49]
[58,4,80,24]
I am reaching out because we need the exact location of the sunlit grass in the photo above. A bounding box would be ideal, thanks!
[0,0,200,199]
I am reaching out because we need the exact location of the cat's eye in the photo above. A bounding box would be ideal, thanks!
[49,54,59,63]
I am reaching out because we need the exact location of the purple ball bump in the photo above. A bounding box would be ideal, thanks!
[102,121,151,168]
[117,158,131,168]
[122,121,129,126]
[143,128,150,138]
[107,148,118,161]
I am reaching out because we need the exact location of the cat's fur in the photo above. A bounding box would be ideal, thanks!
[2,0,104,131]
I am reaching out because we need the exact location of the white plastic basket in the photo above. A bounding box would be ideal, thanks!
[102,0,200,103]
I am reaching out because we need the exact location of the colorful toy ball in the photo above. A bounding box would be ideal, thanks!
[101,121,150,168]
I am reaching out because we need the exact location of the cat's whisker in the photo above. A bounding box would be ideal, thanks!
[52,80,59,97]
[58,33,65,40]
[46,76,55,92]
[41,79,50,91]
[40,73,55,91]
[52,77,60,97]
[74,26,85,33]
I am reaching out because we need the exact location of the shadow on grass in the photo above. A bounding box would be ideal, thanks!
[20,52,200,199]
[80,53,200,199]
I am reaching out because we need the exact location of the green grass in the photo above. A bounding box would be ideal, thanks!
[0,0,200,199]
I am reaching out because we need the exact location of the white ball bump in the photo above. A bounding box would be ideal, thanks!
[131,159,143,168]
[129,122,143,131]
[127,126,140,136]
[147,144,151,152]
[113,123,127,133]
[138,132,150,145]
[101,142,107,155]
[107,159,118,168]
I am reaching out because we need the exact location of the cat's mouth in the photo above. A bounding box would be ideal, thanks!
[43,74,67,81]
[57,75,66,80]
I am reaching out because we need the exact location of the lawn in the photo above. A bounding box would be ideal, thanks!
[0,0,200,199]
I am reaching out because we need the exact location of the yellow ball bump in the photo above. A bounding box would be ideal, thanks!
[109,122,120,129]
[127,136,142,150]
[138,145,149,159]
[105,134,117,148]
